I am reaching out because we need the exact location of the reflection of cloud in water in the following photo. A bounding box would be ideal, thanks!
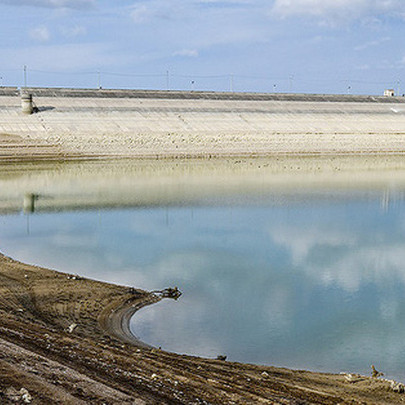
[271,226,357,265]
[320,245,405,292]
[132,300,225,358]
[379,298,399,321]
[52,232,99,249]
[263,287,293,334]
[269,224,405,292]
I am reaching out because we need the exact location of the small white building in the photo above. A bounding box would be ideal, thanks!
[384,89,395,97]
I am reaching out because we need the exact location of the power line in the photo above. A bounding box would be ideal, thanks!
[9,68,402,85]
[172,74,229,79]
[2,66,402,94]
[29,69,98,75]
[102,71,166,78]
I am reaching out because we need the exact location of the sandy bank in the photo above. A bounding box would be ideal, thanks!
[0,252,403,404]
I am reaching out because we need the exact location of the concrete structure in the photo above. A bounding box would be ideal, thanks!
[21,93,33,115]
[1,87,405,159]
[384,89,395,97]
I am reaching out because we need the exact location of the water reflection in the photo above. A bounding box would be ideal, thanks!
[23,193,40,214]
[1,158,405,381]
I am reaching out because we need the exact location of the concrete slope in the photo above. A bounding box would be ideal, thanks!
[1,88,405,158]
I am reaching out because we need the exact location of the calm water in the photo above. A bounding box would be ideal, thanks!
[1,159,405,381]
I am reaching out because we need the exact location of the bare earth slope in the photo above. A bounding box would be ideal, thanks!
[0,253,403,404]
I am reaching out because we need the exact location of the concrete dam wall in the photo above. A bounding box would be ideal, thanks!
[1,87,405,159]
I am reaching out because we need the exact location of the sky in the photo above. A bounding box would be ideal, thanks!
[1,0,405,94]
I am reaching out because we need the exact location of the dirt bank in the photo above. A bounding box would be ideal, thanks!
[0,252,403,404]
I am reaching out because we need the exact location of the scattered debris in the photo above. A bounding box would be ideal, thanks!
[216,355,227,361]
[68,323,78,333]
[67,274,82,280]
[20,388,32,403]
[24,274,29,279]
[4,387,32,403]
[371,365,384,378]
[151,287,182,300]
[343,373,365,383]
[390,381,405,393]
[261,371,269,378]
[4,387,20,402]
[151,373,158,380]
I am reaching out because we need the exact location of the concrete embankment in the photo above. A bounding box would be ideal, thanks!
[1,87,405,159]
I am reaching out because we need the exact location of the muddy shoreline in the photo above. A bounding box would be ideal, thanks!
[0,251,403,404]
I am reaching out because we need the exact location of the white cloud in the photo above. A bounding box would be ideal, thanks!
[0,0,95,8]
[0,43,126,71]
[198,0,254,4]
[128,0,265,54]
[354,36,390,51]
[60,25,87,38]
[271,0,405,21]
[355,64,371,71]
[130,5,151,23]
[29,26,50,42]
[130,1,179,24]
[129,0,257,25]
[173,49,199,58]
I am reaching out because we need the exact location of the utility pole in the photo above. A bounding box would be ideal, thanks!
[397,79,401,96]
[97,70,101,89]
[166,70,170,90]
[24,65,27,88]
[289,74,294,92]
[229,74,234,92]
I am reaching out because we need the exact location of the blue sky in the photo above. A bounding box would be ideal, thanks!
[1,0,405,94]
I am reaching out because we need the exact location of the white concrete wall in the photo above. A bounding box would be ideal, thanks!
[1,90,405,157]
